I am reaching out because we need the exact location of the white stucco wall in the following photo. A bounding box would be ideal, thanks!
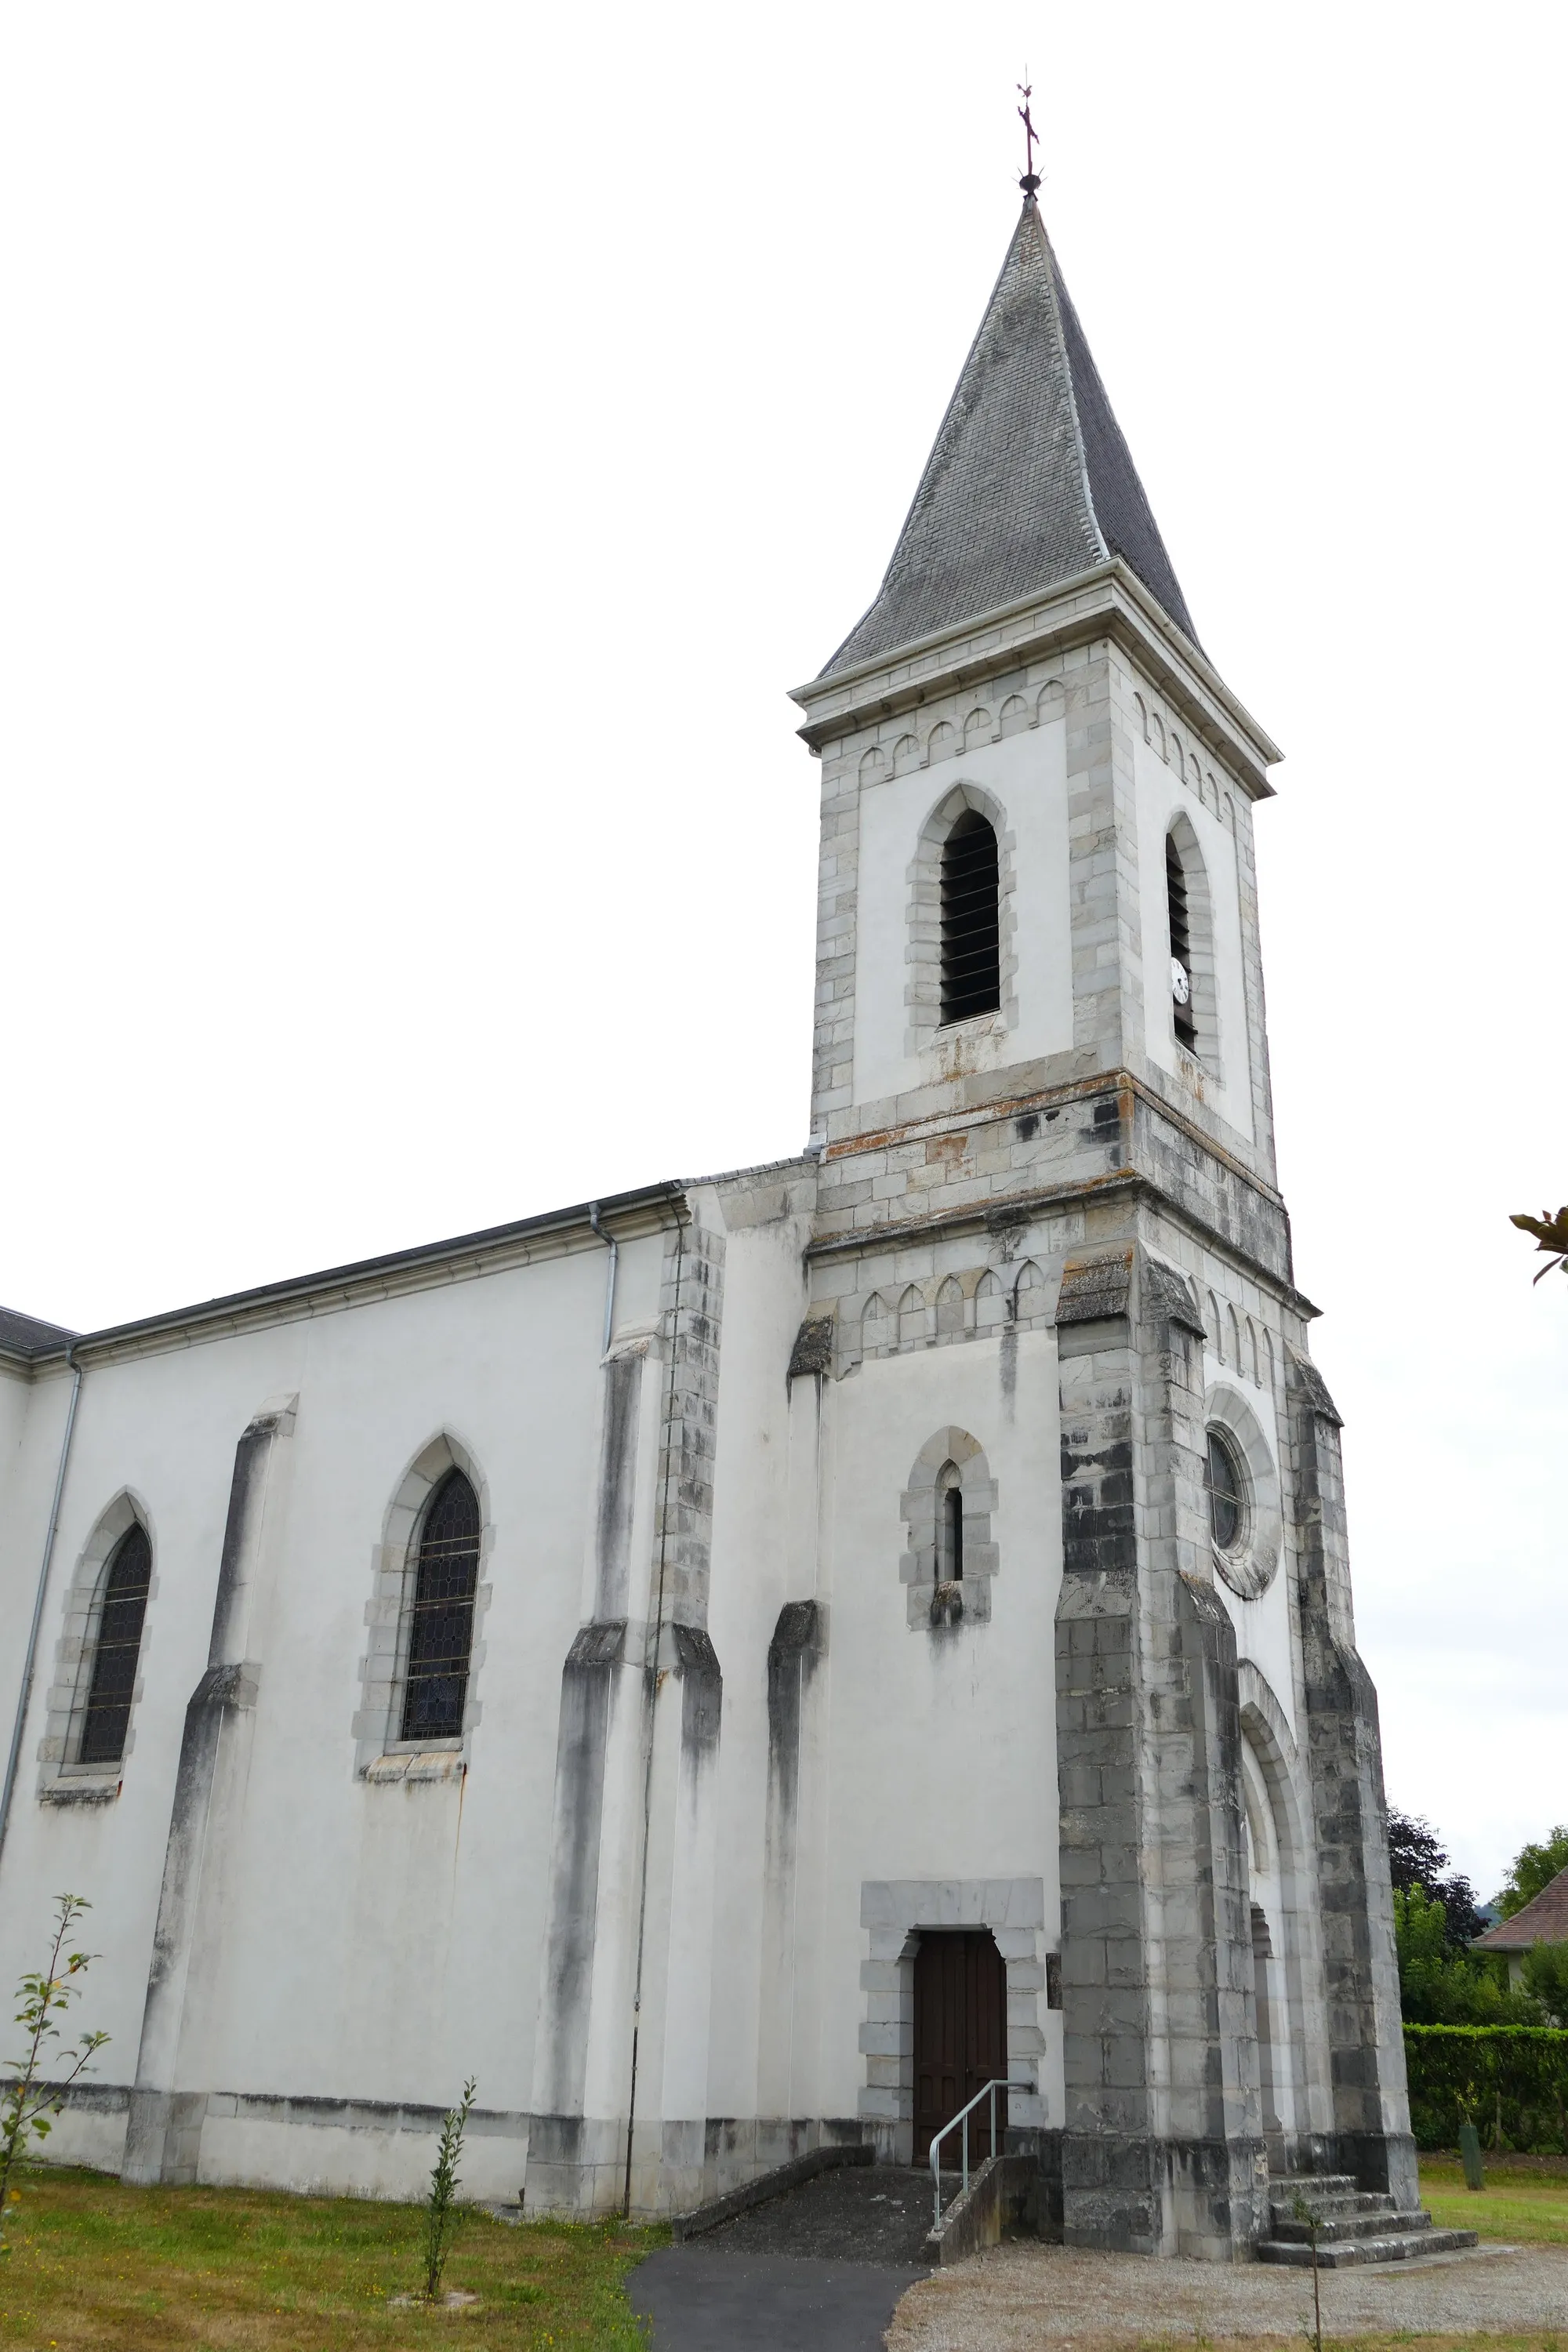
[0,1226,667,2193]
[851,719,1072,1115]
[814,1322,1063,2136]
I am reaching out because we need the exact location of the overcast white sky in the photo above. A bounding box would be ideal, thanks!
[1,2,1562,1897]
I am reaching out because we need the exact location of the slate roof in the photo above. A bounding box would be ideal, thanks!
[1473,1866,1568,1951]
[0,1305,78,1361]
[821,196,1198,677]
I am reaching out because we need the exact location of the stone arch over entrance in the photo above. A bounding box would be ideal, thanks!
[857,1876,1046,2166]
[1236,1661,1330,2165]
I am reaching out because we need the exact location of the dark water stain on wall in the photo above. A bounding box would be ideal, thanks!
[673,1624,722,1769]
[765,1600,819,1841]
[535,1620,627,2114]
[593,1354,643,1619]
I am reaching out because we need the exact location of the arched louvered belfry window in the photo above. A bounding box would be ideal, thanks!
[79,1523,152,1766]
[940,811,1000,1024]
[1166,831,1198,1053]
[400,1469,481,1742]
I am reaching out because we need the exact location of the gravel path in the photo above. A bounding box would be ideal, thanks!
[887,2239,1568,2347]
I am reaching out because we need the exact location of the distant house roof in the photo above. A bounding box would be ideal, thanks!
[1473,1865,1568,1950]
[819,194,1199,678]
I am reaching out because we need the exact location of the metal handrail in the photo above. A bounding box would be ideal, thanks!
[928,2077,1023,2232]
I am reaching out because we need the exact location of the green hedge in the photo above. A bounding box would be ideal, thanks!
[1405,2024,1568,2151]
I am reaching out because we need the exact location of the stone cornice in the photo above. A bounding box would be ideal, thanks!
[790,559,1281,798]
[808,1166,1318,1319]
[826,1068,1285,1214]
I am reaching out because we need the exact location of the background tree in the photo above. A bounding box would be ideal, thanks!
[1521,1943,1568,2026]
[1392,1882,1541,2024]
[1388,1808,1486,1946]
[1494,1825,1568,1919]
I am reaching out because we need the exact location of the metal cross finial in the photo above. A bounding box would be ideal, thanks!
[1017,79,1040,197]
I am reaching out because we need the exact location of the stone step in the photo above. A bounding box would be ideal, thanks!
[1258,2225,1479,2269]
[1269,2206,1418,2244]
[1269,2190,1397,2214]
[1270,2190,1396,2220]
[1269,2173,1360,2197]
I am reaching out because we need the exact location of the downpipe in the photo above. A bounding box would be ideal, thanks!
[0,1348,84,1881]
[623,1212,684,2217]
[587,1201,619,1358]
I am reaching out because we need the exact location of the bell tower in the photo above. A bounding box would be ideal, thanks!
[790,190,1414,2256]
[795,190,1279,1187]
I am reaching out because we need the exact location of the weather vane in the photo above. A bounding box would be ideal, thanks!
[1018,78,1040,197]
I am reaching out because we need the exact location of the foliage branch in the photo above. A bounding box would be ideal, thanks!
[1510,1204,1568,1282]
[1494,1825,1568,1920]
[1388,1809,1485,1947]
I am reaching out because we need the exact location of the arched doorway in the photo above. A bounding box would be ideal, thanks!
[913,1930,1007,2162]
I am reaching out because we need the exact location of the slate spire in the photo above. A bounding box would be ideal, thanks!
[822,196,1198,675]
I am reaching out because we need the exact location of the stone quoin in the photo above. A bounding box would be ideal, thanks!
[0,183,1415,2259]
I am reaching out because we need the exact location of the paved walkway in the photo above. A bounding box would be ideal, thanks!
[633,2247,927,2352]
[886,2237,1568,2349]
[631,2165,933,2351]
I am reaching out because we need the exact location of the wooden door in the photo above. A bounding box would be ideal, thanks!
[913,1929,1007,2163]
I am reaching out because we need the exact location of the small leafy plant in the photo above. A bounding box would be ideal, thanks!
[421,2075,477,2301]
[1290,2191,1323,2352]
[0,1893,108,2252]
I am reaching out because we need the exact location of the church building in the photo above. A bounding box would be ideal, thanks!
[0,183,1417,2260]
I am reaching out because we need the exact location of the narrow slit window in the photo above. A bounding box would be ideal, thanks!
[938,1462,964,1581]
[1167,833,1197,1052]
[940,812,1000,1024]
[401,1469,481,1742]
[79,1524,152,1766]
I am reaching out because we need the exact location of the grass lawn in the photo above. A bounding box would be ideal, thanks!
[1421,2151,1568,2245]
[0,2168,666,2350]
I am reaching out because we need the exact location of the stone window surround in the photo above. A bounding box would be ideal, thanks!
[906,781,1019,1057]
[353,1432,493,1780]
[38,1491,158,1803]
[1203,1379,1282,1601]
[1164,807,1223,1078]
[899,1427,998,1629]
[858,1876,1048,2164]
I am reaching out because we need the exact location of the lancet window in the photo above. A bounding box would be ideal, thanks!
[79,1524,152,1766]
[400,1468,482,1742]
